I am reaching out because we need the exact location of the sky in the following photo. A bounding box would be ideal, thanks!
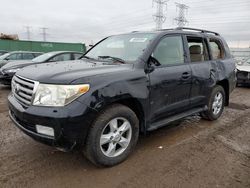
[0,0,249,48]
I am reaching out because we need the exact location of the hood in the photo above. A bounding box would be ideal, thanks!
[16,59,134,84]
[237,65,250,72]
[1,60,34,70]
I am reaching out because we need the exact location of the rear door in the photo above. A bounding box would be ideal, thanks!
[149,35,192,123]
[184,35,214,108]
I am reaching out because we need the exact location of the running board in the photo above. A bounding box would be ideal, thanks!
[147,106,207,131]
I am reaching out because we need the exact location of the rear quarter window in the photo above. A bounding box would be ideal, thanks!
[209,39,225,60]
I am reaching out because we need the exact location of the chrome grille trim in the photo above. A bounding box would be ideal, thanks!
[12,75,39,107]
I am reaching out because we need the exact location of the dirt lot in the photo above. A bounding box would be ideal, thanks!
[0,86,250,188]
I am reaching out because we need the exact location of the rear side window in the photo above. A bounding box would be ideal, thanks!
[153,36,184,65]
[8,53,22,60]
[209,39,225,60]
[187,37,209,63]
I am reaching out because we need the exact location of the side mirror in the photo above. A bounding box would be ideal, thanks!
[149,56,161,66]
[145,56,160,74]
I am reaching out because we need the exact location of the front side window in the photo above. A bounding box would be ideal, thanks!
[49,53,71,62]
[187,37,209,63]
[85,33,156,62]
[209,39,225,60]
[73,53,82,60]
[152,36,184,65]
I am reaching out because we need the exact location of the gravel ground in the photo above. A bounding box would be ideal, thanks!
[0,85,250,188]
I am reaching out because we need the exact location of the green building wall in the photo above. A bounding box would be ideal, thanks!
[0,39,86,53]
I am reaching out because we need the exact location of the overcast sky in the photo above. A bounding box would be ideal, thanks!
[0,0,249,47]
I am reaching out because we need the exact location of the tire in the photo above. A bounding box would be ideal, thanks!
[201,85,225,121]
[84,104,139,167]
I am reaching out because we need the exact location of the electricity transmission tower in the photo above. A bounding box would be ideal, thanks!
[40,27,49,41]
[174,2,189,27]
[25,26,31,40]
[152,0,169,30]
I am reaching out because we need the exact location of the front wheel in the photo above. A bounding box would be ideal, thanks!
[201,85,225,121]
[84,104,139,167]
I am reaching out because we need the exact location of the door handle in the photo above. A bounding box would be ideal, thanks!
[182,72,190,79]
[210,69,216,77]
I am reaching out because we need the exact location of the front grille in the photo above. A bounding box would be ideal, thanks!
[11,111,36,132]
[237,71,249,80]
[12,75,38,107]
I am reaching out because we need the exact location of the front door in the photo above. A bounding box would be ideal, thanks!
[148,35,192,124]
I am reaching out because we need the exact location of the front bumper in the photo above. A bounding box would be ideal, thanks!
[237,71,250,84]
[8,93,97,150]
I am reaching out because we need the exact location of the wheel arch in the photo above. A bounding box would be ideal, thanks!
[96,97,146,134]
[217,79,229,106]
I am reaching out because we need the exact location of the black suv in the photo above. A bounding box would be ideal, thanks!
[8,28,236,167]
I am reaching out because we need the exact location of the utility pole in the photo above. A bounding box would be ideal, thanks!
[40,27,48,41]
[174,2,189,27]
[25,26,31,40]
[152,0,169,30]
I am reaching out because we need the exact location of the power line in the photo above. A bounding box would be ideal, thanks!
[174,2,189,27]
[152,0,169,30]
[24,26,31,40]
[40,27,49,41]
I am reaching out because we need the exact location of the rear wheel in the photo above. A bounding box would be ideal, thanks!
[201,85,225,121]
[84,104,139,167]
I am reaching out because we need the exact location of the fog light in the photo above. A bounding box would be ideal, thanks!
[36,125,54,137]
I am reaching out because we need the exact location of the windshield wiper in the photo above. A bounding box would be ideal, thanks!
[98,56,125,64]
[80,55,92,60]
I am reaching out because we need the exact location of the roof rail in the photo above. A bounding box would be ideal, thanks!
[175,27,220,36]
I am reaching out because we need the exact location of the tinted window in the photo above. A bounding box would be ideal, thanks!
[23,53,35,59]
[49,53,71,62]
[187,37,209,62]
[153,36,184,65]
[8,53,22,60]
[209,39,225,60]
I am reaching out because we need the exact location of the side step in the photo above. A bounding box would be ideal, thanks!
[147,106,207,131]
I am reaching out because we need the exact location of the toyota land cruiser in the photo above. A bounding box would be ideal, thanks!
[8,27,236,167]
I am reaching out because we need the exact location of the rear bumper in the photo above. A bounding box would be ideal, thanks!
[8,93,98,150]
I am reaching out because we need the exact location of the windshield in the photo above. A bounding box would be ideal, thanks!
[32,52,57,63]
[85,33,156,62]
[0,53,10,60]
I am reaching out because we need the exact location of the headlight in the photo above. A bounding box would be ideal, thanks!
[33,84,90,107]
[5,68,20,73]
